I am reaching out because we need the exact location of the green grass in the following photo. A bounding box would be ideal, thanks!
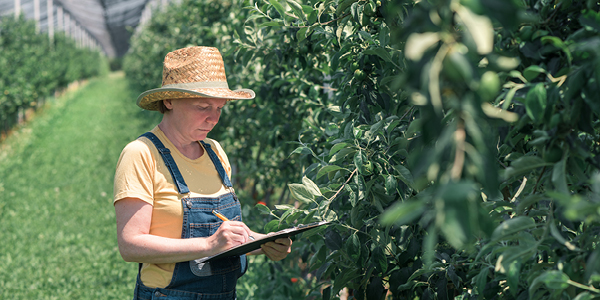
[0,72,158,299]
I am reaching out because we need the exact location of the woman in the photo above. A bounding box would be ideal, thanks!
[113,46,292,299]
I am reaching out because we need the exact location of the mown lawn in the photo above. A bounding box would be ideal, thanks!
[0,72,157,299]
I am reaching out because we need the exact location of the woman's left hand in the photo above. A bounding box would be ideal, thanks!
[261,238,292,261]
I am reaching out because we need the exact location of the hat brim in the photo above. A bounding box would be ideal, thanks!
[137,87,255,111]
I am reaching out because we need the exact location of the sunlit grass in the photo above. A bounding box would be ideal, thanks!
[0,72,155,299]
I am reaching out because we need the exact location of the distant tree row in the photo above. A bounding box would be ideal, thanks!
[0,15,107,136]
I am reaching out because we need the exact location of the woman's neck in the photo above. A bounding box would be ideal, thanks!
[158,121,204,160]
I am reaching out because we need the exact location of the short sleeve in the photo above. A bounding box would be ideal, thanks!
[113,139,157,205]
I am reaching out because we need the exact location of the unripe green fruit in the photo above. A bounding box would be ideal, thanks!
[478,71,501,102]
[543,145,563,163]
[443,51,473,82]
[364,1,377,17]
[520,25,534,41]
[354,69,367,81]
[549,114,561,129]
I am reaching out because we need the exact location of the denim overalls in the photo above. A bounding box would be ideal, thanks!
[133,132,247,300]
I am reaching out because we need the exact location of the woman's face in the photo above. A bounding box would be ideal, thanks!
[163,97,227,141]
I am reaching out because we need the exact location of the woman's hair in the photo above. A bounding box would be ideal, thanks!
[158,100,170,114]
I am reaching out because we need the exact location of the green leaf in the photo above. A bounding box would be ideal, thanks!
[541,36,572,63]
[364,47,392,62]
[296,27,309,43]
[264,219,280,233]
[371,246,387,273]
[336,0,359,16]
[317,165,348,179]
[506,260,521,296]
[394,164,414,188]
[530,270,570,296]
[288,183,315,203]
[405,32,440,61]
[573,292,594,300]
[286,0,305,20]
[290,146,312,155]
[269,0,287,21]
[329,142,350,156]
[455,4,494,54]
[525,83,547,123]
[380,200,424,225]
[367,276,386,300]
[329,147,356,163]
[522,65,546,82]
[495,245,535,274]
[324,229,343,250]
[475,267,490,295]
[579,9,600,32]
[503,156,550,179]
[258,20,285,27]
[491,216,536,241]
[516,194,544,213]
[359,31,376,44]
[255,203,272,215]
[385,174,397,195]
[302,176,323,197]
[552,158,568,194]
[354,151,365,174]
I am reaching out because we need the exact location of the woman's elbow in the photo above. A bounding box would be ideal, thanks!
[117,240,140,262]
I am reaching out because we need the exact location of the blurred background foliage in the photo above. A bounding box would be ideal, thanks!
[123,0,600,299]
[0,15,107,136]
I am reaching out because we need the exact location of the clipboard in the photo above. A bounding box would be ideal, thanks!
[196,220,330,264]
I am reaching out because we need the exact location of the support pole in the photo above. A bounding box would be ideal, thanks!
[14,0,20,19]
[57,5,63,32]
[34,0,40,32]
[47,0,54,43]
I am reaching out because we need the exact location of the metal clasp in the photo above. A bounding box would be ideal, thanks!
[228,187,238,201]
[183,193,192,208]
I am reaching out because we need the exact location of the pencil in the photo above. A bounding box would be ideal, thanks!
[212,210,229,221]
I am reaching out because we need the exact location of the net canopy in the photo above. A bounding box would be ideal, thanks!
[0,0,172,57]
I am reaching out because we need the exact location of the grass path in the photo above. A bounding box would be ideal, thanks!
[0,72,159,299]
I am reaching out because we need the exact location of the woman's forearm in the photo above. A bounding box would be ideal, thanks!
[118,234,215,264]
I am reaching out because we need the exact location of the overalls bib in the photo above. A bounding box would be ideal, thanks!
[132,132,247,300]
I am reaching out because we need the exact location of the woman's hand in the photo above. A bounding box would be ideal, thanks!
[206,221,252,255]
[261,238,292,261]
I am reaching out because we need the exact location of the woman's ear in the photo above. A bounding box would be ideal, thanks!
[163,99,173,109]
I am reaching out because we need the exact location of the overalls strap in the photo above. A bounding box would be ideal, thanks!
[140,132,190,195]
[140,132,235,195]
[199,141,233,188]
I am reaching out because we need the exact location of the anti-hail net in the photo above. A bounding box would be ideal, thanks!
[0,0,173,57]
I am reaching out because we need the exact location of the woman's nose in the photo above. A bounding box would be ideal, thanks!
[206,109,220,124]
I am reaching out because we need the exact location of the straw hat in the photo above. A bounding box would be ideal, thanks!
[136,46,255,111]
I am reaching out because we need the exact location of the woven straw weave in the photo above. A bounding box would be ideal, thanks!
[137,46,255,111]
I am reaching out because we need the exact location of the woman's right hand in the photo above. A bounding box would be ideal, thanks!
[206,221,252,255]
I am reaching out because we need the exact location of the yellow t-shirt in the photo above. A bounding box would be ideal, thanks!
[113,126,232,288]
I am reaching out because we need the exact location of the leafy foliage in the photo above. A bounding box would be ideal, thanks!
[125,0,600,299]
[0,15,107,135]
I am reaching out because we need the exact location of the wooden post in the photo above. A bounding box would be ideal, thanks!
[47,0,54,43]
